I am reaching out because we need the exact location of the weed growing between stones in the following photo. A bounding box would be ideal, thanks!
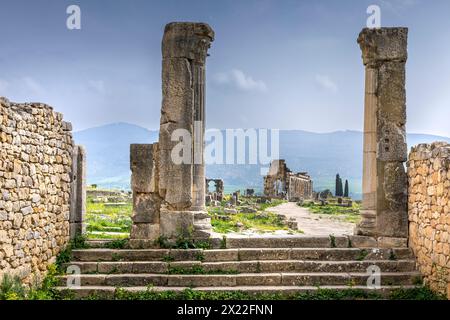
[154,232,212,250]
[356,249,368,261]
[220,235,227,249]
[55,233,89,273]
[74,286,445,301]
[104,238,128,249]
[329,235,337,248]
[166,265,239,275]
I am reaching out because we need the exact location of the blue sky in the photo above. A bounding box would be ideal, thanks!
[1,0,450,137]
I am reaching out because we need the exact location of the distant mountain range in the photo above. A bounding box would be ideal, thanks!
[73,122,450,200]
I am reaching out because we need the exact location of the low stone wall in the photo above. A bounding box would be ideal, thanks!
[0,97,74,284]
[408,142,450,295]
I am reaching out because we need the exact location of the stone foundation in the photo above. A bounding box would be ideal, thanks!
[0,97,74,284]
[408,142,450,295]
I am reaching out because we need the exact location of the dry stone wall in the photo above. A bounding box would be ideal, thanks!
[0,97,74,284]
[408,142,450,295]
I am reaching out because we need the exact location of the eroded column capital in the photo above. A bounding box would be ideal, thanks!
[162,22,214,63]
[358,27,408,67]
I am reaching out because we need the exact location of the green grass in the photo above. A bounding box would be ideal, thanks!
[208,197,301,234]
[210,211,298,234]
[300,201,361,223]
[86,196,132,239]
[257,198,286,211]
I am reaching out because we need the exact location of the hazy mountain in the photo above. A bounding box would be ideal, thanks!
[73,122,450,199]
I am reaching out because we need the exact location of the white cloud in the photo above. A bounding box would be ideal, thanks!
[315,74,338,93]
[214,69,267,92]
[23,77,45,96]
[87,80,106,94]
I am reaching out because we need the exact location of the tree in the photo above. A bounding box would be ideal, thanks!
[335,174,343,197]
[344,180,349,198]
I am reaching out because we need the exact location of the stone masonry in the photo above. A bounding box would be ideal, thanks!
[130,22,214,244]
[408,142,450,295]
[0,97,74,284]
[356,28,409,239]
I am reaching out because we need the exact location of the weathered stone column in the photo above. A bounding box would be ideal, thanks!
[356,28,409,238]
[158,22,214,239]
[69,145,86,239]
[130,143,161,243]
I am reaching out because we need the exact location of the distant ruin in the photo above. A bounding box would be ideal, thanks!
[263,160,313,201]
[205,178,224,204]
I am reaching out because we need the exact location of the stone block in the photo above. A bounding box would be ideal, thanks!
[238,248,290,261]
[377,237,408,248]
[358,28,408,66]
[130,144,154,193]
[236,274,281,286]
[162,22,214,63]
[131,192,160,224]
[203,249,239,262]
[159,209,195,238]
[130,223,159,240]
[347,235,378,248]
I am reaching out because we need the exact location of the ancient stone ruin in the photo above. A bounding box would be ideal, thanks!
[0,97,84,283]
[356,28,409,239]
[130,22,215,245]
[408,142,450,294]
[1,21,450,298]
[263,159,313,201]
[205,178,224,204]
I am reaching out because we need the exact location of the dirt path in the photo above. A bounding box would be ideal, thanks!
[269,202,354,236]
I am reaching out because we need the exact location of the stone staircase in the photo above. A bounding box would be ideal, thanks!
[55,236,421,298]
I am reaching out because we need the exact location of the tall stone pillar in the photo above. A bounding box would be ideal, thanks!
[356,28,409,238]
[158,22,214,239]
[69,145,86,239]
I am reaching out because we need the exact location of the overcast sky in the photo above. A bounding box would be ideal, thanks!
[1,0,450,137]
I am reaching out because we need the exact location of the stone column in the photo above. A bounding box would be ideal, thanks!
[130,143,161,243]
[356,28,409,238]
[158,22,214,239]
[69,145,86,239]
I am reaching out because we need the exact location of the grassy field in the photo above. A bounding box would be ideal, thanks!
[85,196,132,239]
[208,197,301,234]
[300,201,361,223]
[85,194,299,239]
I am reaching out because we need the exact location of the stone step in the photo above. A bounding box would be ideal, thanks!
[57,271,421,287]
[224,236,350,248]
[71,247,413,262]
[54,285,419,299]
[63,259,416,274]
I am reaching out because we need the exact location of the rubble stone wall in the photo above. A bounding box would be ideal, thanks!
[0,97,74,284]
[408,142,450,295]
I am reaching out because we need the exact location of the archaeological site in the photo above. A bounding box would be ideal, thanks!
[1,2,450,307]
